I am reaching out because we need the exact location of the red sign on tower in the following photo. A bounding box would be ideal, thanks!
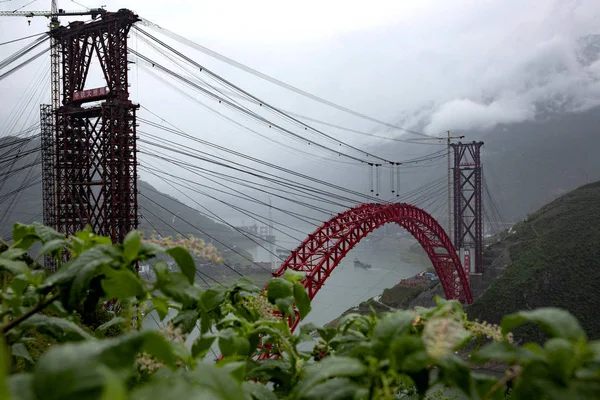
[72,87,109,102]
[464,251,471,273]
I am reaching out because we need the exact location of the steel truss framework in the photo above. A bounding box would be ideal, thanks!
[271,202,472,332]
[40,104,57,270]
[451,141,484,274]
[43,9,140,244]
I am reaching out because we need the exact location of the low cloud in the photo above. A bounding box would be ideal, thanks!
[422,32,600,134]
[425,97,536,134]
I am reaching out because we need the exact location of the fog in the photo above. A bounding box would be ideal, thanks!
[1,0,599,232]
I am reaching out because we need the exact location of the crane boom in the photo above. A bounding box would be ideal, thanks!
[0,8,106,18]
[1,5,108,110]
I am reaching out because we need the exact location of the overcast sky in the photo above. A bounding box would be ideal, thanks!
[1,0,600,230]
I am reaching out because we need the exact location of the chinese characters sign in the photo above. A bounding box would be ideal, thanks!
[463,250,471,273]
[72,87,109,102]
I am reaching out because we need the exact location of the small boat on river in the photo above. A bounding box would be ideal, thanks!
[353,258,372,269]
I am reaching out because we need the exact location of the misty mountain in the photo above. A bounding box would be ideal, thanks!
[361,33,600,224]
[0,136,255,256]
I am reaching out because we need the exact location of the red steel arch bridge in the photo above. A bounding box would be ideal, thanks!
[270,202,472,332]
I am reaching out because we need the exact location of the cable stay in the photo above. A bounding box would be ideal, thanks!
[137,18,437,139]
[132,27,409,164]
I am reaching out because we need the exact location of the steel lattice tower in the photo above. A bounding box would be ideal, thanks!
[41,9,140,249]
[451,141,484,274]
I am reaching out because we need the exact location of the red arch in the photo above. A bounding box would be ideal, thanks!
[271,203,472,331]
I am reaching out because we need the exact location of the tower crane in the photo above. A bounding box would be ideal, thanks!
[0,1,107,110]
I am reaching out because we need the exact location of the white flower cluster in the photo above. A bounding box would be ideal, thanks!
[466,320,514,343]
[143,233,223,264]
[242,294,277,320]
[422,317,471,359]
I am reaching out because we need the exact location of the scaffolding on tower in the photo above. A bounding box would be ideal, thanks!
[451,141,484,275]
[35,9,141,268]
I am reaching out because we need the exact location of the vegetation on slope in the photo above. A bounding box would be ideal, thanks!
[467,181,600,342]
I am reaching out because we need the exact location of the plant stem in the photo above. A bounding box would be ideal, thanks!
[484,365,521,400]
[2,293,60,335]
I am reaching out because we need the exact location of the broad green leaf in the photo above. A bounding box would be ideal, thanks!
[152,260,169,282]
[95,317,126,339]
[293,281,311,320]
[0,335,10,400]
[66,246,123,309]
[275,296,294,318]
[293,356,367,396]
[101,268,145,301]
[436,356,472,397]
[337,313,372,335]
[246,358,293,383]
[43,245,114,296]
[18,314,92,342]
[192,334,217,359]
[187,361,247,400]
[11,343,33,364]
[74,227,111,247]
[36,239,66,259]
[141,332,177,366]
[138,241,165,259]
[123,231,142,264]
[200,311,211,334]
[371,311,415,357]
[266,278,293,304]
[471,340,542,364]
[166,246,196,284]
[545,338,577,383]
[98,365,126,400]
[217,360,246,382]
[8,374,35,400]
[283,269,305,283]
[200,286,226,312]
[589,340,600,362]
[172,310,199,335]
[32,331,176,400]
[0,248,27,260]
[151,296,170,321]
[11,223,38,250]
[32,223,65,244]
[218,329,251,357]
[390,336,429,373]
[501,308,586,342]
[303,377,362,400]
[0,259,29,277]
[159,273,202,310]
[9,276,29,296]
[472,372,505,400]
[316,326,338,343]
[242,381,278,400]
[512,362,568,400]
[232,277,261,293]
[130,374,213,400]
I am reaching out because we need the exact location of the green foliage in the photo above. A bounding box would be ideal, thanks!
[468,181,600,342]
[0,223,599,399]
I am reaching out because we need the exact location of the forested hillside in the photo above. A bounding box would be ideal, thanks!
[467,181,600,342]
